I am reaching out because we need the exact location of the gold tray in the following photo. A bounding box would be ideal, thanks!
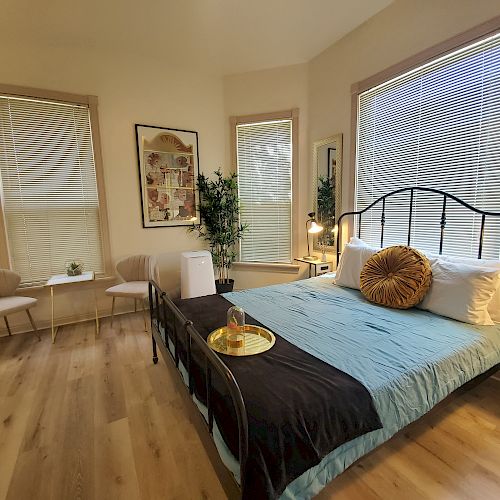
[207,325,276,357]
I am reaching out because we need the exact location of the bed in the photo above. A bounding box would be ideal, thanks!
[149,187,500,499]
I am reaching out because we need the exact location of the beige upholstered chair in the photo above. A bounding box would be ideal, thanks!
[0,269,40,340]
[105,255,158,331]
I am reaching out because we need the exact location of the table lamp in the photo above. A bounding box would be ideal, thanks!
[303,212,323,261]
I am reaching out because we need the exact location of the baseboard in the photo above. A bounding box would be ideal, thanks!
[0,305,141,337]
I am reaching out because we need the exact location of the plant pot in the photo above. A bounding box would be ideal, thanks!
[215,279,235,294]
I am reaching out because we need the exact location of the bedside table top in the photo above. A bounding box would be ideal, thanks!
[294,257,333,265]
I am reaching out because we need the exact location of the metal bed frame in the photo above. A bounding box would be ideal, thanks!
[337,186,500,265]
[149,187,500,498]
[148,284,248,494]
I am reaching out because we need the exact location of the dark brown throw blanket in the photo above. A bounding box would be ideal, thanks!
[165,294,382,499]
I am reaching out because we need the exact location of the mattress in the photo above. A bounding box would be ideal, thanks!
[156,274,500,499]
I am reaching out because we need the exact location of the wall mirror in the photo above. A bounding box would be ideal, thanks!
[312,134,342,253]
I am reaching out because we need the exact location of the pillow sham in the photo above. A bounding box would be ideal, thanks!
[418,259,500,325]
[335,242,377,290]
[434,255,500,323]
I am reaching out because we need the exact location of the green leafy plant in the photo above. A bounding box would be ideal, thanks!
[317,176,336,247]
[188,169,248,283]
[65,260,83,276]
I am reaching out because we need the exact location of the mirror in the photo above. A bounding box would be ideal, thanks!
[312,134,342,253]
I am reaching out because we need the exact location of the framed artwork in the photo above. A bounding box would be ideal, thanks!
[327,147,336,179]
[135,124,200,228]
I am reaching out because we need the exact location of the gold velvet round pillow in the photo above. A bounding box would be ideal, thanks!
[360,245,432,309]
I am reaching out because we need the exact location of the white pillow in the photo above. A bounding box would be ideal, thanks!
[418,259,500,325]
[335,243,377,290]
[439,255,500,323]
[420,252,500,323]
[348,236,369,247]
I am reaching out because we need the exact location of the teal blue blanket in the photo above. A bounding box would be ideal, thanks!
[224,275,500,499]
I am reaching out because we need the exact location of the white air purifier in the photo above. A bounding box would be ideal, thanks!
[181,251,216,299]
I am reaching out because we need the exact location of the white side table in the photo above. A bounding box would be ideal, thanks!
[294,258,333,278]
[45,271,99,343]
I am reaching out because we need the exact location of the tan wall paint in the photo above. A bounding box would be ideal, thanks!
[0,44,226,334]
[223,64,311,286]
[3,0,500,333]
[309,0,500,217]
[222,1,500,276]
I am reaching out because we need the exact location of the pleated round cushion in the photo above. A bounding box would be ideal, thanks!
[360,245,432,309]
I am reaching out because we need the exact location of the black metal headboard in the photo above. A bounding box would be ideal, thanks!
[336,187,500,265]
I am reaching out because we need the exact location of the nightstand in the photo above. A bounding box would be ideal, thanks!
[294,257,333,278]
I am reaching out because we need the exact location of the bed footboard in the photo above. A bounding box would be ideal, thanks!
[148,280,248,495]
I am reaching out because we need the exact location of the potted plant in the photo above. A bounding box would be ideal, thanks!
[188,169,248,293]
[65,260,83,276]
[317,175,336,258]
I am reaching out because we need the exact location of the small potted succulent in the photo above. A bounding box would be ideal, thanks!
[65,260,83,276]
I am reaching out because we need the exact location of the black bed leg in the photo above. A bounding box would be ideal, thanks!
[152,335,158,364]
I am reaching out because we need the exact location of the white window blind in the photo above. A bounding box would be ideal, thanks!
[236,119,292,263]
[0,95,104,286]
[355,32,500,259]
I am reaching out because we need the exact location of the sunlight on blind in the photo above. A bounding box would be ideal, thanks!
[0,96,104,285]
[236,120,292,263]
[355,32,500,259]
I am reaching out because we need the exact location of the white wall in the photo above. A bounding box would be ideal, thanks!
[3,0,500,334]
[309,0,500,215]
[0,44,226,333]
[223,63,311,287]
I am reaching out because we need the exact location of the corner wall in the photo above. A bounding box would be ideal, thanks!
[309,0,500,216]
[0,44,226,334]
[223,63,311,287]
[3,0,500,334]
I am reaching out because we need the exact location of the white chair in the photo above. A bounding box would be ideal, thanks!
[0,269,40,340]
[105,255,158,331]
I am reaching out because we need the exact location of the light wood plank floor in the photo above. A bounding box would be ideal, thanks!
[1,312,499,500]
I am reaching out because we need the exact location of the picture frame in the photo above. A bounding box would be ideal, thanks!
[135,124,200,228]
[327,147,336,179]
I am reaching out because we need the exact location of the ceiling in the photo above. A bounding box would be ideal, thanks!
[2,0,393,75]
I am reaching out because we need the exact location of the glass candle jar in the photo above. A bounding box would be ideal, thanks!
[227,306,245,348]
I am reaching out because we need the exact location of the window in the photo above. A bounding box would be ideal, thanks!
[0,88,109,286]
[235,112,295,263]
[355,31,500,259]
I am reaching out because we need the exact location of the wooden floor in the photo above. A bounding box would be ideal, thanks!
[1,313,499,500]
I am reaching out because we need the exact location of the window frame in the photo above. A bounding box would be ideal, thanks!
[229,109,299,269]
[349,15,500,220]
[0,84,112,285]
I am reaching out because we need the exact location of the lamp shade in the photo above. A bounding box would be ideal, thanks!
[303,212,323,260]
[308,221,323,234]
